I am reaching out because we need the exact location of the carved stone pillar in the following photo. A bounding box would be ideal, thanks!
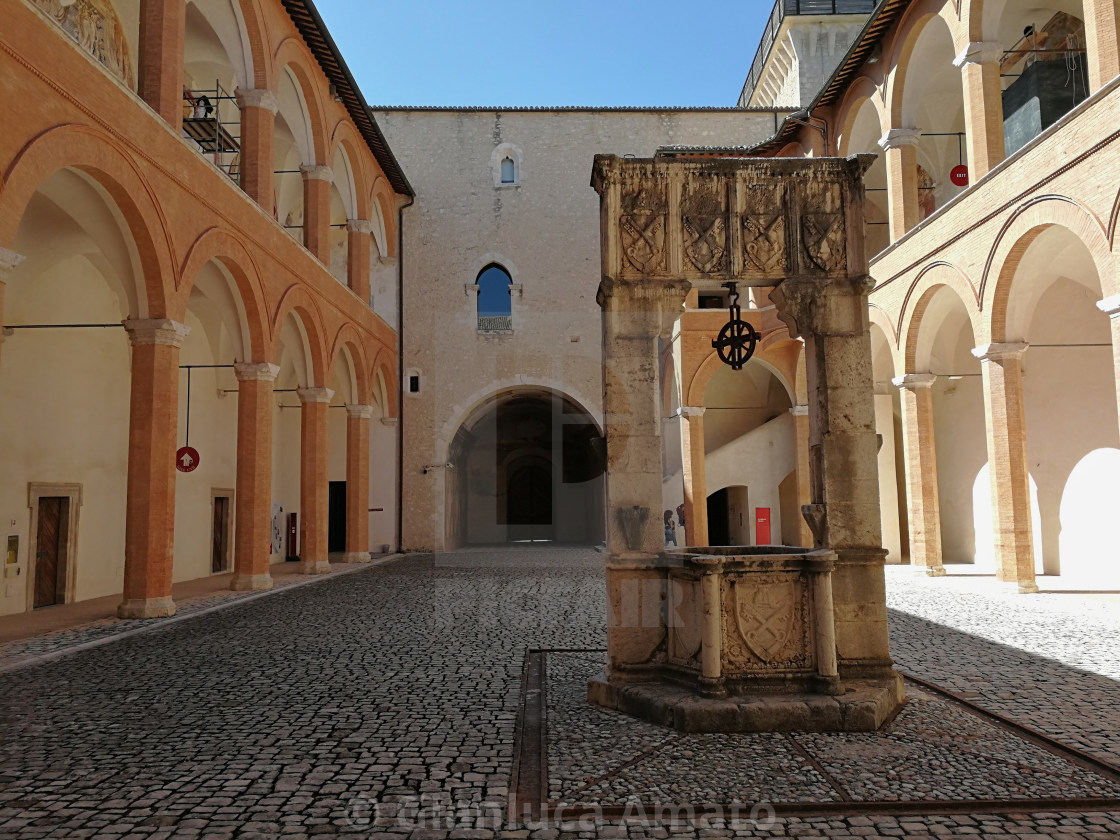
[300,165,333,264]
[954,42,1006,180]
[679,406,708,547]
[235,88,277,211]
[1084,0,1120,92]
[892,374,945,576]
[138,0,186,129]
[973,342,1038,593]
[344,404,373,562]
[1099,296,1120,431]
[297,387,333,574]
[231,363,279,591]
[878,128,921,240]
[119,319,190,619]
[790,405,813,548]
[346,220,372,301]
[0,248,25,369]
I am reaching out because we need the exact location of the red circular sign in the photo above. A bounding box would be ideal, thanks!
[950,165,969,187]
[176,446,200,473]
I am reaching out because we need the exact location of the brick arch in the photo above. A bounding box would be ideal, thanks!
[776,140,810,158]
[0,124,175,319]
[885,0,969,127]
[835,76,888,157]
[900,261,982,371]
[369,346,398,419]
[686,334,796,408]
[235,0,272,89]
[1108,183,1120,253]
[370,177,398,258]
[869,302,900,346]
[329,322,371,404]
[982,195,1116,342]
[272,38,329,164]
[272,283,329,386]
[329,122,372,221]
[178,227,270,362]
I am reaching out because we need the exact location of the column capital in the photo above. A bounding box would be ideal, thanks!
[347,219,372,235]
[379,256,398,267]
[297,387,334,404]
[234,87,278,113]
[679,406,706,418]
[892,373,936,390]
[789,405,809,417]
[380,417,398,427]
[123,318,190,348]
[878,127,922,151]
[300,164,333,183]
[0,247,25,279]
[953,41,1004,68]
[1097,295,1120,317]
[345,403,374,419]
[972,342,1028,362]
[234,362,280,382]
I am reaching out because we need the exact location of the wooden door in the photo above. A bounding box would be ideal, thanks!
[507,464,553,541]
[212,496,230,573]
[34,497,69,608]
[328,482,347,554]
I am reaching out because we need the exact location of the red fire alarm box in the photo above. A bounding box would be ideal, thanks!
[755,508,771,546]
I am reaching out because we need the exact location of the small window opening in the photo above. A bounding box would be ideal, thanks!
[477,264,513,331]
[500,157,516,184]
[409,375,420,394]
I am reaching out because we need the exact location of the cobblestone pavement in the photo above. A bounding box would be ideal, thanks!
[0,549,1117,839]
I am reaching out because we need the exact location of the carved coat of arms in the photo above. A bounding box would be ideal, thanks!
[668,578,703,664]
[742,215,787,275]
[734,581,797,663]
[620,187,667,273]
[802,214,846,273]
[682,188,727,274]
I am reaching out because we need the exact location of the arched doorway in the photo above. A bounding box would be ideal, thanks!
[447,389,605,547]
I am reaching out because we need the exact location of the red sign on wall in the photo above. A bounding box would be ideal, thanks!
[950,165,970,187]
[176,446,200,473]
[755,508,771,546]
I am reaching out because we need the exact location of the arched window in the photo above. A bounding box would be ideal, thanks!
[500,157,516,184]
[477,264,513,331]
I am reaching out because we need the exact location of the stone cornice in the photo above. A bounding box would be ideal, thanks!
[892,373,936,390]
[972,342,1029,362]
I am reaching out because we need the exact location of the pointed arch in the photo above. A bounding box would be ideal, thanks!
[835,76,888,157]
[235,0,272,88]
[0,124,175,319]
[369,177,398,258]
[369,346,398,419]
[272,38,329,164]
[885,0,969,126]
[900,262,983,371]
[329,121,372,221]
[329,321,371,404]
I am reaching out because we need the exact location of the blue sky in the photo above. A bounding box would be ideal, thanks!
[314,0,768,108]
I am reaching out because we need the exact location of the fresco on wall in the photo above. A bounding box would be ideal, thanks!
[36,0,135,88]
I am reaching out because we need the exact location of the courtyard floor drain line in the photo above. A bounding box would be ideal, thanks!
[510,649,1120,822]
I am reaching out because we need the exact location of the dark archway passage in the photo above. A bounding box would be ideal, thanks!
[447,389,605,547]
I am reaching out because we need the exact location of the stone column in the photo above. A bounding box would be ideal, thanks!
[790,405,813,548]
[0,248,26,369]
[599,279,690,557]
[138,0,186,130]
[231,362,278,592]
[346,220,372,301]
[878,128,921,241]
[954,42,1006,180]
[119,318,190,618]
[873,385,903,562]
[297,387,333,574]
[1099,296,1120,428]
[892,374,945,576]
[679,406,708,547]
[300,165,333,264]
[973,342,1038,593]
[771,272,894,677]
[235,88,277,211]
[1084,0,1120,92]
[344,404,373,563]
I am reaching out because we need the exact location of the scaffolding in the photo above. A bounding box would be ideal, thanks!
[182,81,242,183]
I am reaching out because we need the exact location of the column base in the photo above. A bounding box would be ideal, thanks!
[300,559,331,575]
[916,565,947,577]
[230,573,274,592]
[341,552,372,564]
[1016,580,1040,594]
[117,596,176,619]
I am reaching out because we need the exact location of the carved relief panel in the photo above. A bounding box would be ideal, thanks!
[739,182,789,279]
[800,181,847,276]
[721,573,813,673]
[667,573,703,668]
[681,180,729,276]
[619,180,669,276]
[35,0,136,88]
